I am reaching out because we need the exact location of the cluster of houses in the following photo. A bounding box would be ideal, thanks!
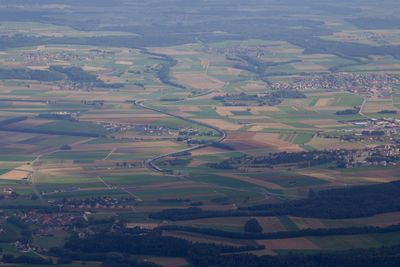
[17,50,110,65]
[50,196,136,211]
[133,124,177,136]
[351,118,400,139]
[203,44,271,57]
[340,145,400,168]
[55,80,94,91]
[98,122,178,136]
[18,50,82,65]
[21,212,77,232]
[99,122,135,132]
[272,73,400,97]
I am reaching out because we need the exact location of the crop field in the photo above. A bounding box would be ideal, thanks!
[0,1,400,265]
[0,34,397,253]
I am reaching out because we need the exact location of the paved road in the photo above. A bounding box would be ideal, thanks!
[133,100,226,173]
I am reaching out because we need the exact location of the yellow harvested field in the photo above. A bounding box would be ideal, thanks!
[300,119,345,128]
[308,137,366,150]
[363,100,398,113]
[173,72,225,90]
[0,170,30,180]
[115,60,133,65]
[315,98,332,107]
[252,132,301,152]
[27,65,49,70]
[248,123,294,131]
[216,106,253,116]
[221,173,284,190]
[298,170,349,184]
[0,167,32,180]
[195,119,242,131]
[38,166,86,176]
[247,125,266,132]
[224,131,301,152]
[82,65,107,71]
[250,106,280,113]
[179,106,201,112]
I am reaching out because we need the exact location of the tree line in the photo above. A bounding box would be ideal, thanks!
[150,180,400,220]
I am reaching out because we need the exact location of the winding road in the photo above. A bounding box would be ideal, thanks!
[133,100,226,173]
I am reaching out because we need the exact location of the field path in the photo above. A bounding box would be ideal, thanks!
[30,137,95,205]
[97,176,112,189]
[119,187,143,202]
[359,97,370,119]
[97,175,143,202]
[103,147,117,160]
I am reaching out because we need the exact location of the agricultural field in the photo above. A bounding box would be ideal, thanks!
[0,0,399,266]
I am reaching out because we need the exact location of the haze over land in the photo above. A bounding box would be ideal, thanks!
[0,0,400,266]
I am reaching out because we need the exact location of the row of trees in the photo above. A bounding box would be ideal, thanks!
[0,65,122,88]
[158,223,400,240]
[209,150,346,169]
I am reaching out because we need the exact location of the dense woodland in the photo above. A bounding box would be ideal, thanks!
[150,181,400,220]
[47,231,261,266]
[157,224,400,240]
[209,150,348,169]
[0,66,121,88]
[0,3,400,60]
[141,50,186,89]
[31,228,400,267]
[189,246,400,267]
[213,90,305,106]
[40,226,400,267]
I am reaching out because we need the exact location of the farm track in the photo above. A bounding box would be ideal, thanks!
[133,100,226,173]
[30,137,96,205]
[359,96,370,119]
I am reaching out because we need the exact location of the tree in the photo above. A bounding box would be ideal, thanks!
[244,218,263,233]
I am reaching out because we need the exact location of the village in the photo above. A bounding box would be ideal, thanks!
[272,73,400,97]
[16,49,112,66]
[327,117,400,144]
